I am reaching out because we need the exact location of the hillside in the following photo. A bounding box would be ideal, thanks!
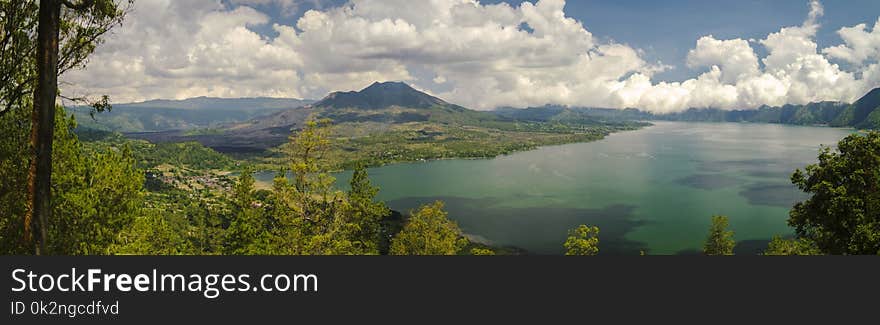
[73,97,314,132]
[654,101,851,125]
[125,82,644,168]
[315,81,455,110]
[654,88,880,127]
[311,81,496,126]
[496,88,880,129]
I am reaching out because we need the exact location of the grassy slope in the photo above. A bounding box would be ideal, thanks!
[256,120,644,171]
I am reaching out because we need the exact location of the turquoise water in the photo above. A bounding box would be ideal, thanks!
[257,122,855,255]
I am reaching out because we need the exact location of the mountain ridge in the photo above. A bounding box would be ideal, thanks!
[74,96,315,132]
[120,96,314,111]
[310,81,465,111]
[494,88,880,129]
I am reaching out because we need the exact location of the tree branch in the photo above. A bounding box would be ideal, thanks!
[60,0,95,11]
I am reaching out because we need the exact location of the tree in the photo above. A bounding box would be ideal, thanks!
[563,225,599,255]
[271,119,356,255]
[1,106,143,254]
[470,248,495,255]
[789,132,880,255]
[764,236,822,256]
[224,168,270,255]
[390,201,467,255]
[703,216,735,256]
[2,0,130,254]
[343,164,390,254]
[110,213,193,255]
[288,119,333,193]
[222,120,391,255]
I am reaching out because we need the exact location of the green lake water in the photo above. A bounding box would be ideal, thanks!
[256,122,855,255]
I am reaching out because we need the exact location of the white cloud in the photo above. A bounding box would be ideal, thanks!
[62,0,880,113]
[63,0,306,101]
[686,36,759,84]
[609,0,869,112]
[823,18,880,66]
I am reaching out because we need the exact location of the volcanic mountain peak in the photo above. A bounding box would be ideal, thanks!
[313,81,451,110]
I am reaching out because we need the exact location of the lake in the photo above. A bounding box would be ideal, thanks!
[257,122,855,255]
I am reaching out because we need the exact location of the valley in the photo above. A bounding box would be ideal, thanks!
[118,82,647,170]
[64,83,880,255]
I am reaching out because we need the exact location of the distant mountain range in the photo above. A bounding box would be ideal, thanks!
[73,96,314,132]
[114,83,880,155]
[126,82,498,153]
[498,88,880,129]
[228,81,490,132]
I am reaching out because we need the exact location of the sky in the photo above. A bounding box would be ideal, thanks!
[62,0,880,112]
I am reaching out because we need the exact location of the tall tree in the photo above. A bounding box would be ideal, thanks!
[703,216,735,256]
[344,164,390,254]
[15,0,129,254]
[1,105,144,254]
[563,225,599,256]
[789,132,880,255]
[390,201,467,255]
[225,169,269,255]
[763,236,822,256]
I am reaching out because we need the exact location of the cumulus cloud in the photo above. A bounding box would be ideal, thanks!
[823,18,880,66]
[62,0,880,113]
[63,0,306,101]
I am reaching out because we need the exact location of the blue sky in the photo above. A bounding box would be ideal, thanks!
[66,0,880,111]
[230,0,880,81]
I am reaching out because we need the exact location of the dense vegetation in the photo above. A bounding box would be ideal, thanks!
[120,81,648,170]
[0,106,143,254]
[787,132,880,254]
[703,216,735,256]
[698,132,880,256]
[564,225,600,256]
[0,113,512,255]
[5,109,880,255]
[255,120,640,171]
[3,0,878,256]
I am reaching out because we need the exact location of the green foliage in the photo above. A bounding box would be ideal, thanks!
[390,201,467,255]
[220,121,393,255]
[288,119,333,191]
[343,165,390,253]
[763,236,822,256]
[256,118,639,172]
[789,132,880,255]
[703,216,735,256]
[0,106,143,254]
[1,0,129,117]
[224,169,270,254]
[470,248,496,256]
[0,0,140,255]
[109,213,193,255]
[136,142,235,170]
[563,225,599,256]
[0,1,38,116]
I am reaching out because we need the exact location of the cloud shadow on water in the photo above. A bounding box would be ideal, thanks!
[739,183,808,208]
[676,174,741,190]
[387,196,648,255]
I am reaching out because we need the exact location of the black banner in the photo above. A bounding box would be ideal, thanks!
[2,256,878,324]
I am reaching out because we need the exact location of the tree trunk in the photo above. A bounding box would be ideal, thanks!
[26,0,62,255]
